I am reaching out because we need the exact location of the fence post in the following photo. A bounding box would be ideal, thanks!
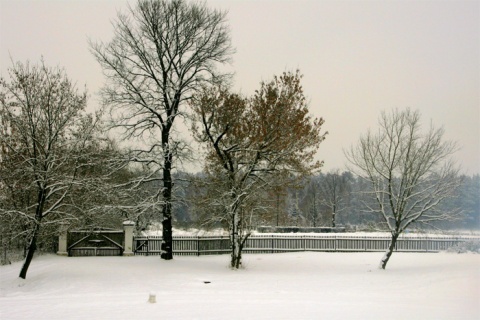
[123,221,135,256]
[197,236,200,256]
[57,223,68,256]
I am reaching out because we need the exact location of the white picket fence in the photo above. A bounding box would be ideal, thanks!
[133,234,479,256]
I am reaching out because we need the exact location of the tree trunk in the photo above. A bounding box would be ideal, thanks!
[160,125,174,260]
[231,240,242,269]
[161,154,173,260]
[276,193,280,227]
[19,221,41,279]
[161,210,173,260]
[230,211,241,268]
[380,232,399,270]
[19,189,46,279]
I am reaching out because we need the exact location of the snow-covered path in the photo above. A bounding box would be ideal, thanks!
[1,252,479,319]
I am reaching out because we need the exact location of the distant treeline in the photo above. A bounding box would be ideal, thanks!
[166,171,479,231]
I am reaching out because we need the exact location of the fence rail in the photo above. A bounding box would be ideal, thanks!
[133,234,479,256]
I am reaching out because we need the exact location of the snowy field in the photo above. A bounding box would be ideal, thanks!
[1,252,479,320]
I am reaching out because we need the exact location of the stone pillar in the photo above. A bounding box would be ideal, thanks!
[57,223,68,256]
[123,220,135,256]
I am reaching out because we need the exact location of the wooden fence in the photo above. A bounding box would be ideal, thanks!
[133,234,479,256]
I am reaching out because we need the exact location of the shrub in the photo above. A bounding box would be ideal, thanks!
[447,240,480,254]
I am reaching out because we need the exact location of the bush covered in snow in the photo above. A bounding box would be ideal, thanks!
[447,240,480,254]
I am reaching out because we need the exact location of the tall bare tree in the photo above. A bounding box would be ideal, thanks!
[318,170,351,228]
[299,177,320,227]
[191,71,326,268]
[90,0,233,260]
[0,61,101,278]
[269,173,292,227]
[345,108,461,269]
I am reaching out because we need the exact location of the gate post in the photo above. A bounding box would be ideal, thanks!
[57,223,68,256]
[123,221,135,256]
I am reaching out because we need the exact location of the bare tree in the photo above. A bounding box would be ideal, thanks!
[318,170,351,228]
[191,71,326,268]
[299,177,320,227]
[269,173,292,227]
[0,60,102,278]
[345,108,461,269]
[90,0,233,260]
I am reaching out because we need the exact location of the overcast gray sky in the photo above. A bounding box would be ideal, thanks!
[1,0,479,174]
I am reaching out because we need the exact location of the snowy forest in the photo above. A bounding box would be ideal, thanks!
[171,171,480,231]
[0,0,479,275]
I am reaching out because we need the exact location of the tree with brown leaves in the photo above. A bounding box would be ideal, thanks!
[191,71,327,268]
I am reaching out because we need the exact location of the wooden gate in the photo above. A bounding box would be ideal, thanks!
[67,229,124,256]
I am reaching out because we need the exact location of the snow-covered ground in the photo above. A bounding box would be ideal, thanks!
[1,252,479,320]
